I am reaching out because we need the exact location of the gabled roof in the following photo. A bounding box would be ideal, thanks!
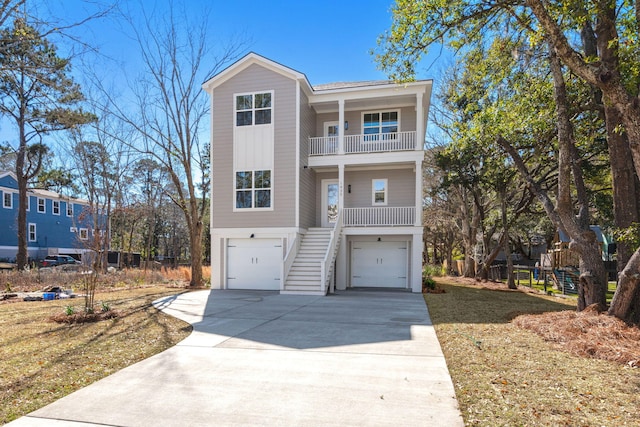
[202,52,313,94]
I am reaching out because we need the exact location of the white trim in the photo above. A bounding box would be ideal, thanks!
[52,200,60,215]
[37,197,45,213]
[79,228,88,240]
[202,52,309,94]
[28,223,36,242]
[295,80,300,228]
[234,90,274,127]
[321,179,339,228]
[372,178,388,206]
[2,190,12,209]
[232,169,274,212]
[66,202,73,217]
[361,109,401,135]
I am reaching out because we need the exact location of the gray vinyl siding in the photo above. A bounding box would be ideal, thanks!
[314,106,416,137]
[299,90,316,228]
[211,63,297,228]
[344,169,415,208]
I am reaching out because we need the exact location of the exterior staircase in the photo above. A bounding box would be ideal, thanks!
[282,228,335,295]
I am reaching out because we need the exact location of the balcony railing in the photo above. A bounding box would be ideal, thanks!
[309,131,417,156]
[343,207,416,226]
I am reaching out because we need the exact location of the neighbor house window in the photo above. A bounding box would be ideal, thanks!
[66,202,73,217]
[372,179,388,205]
[37,198,45,213]
[235,170,271,209]
[363,111,399,141]
[28,223,36,242]
[2,191,12,209]
[79,228,88,240]
[235,92,272,126]
[52,200,60,215]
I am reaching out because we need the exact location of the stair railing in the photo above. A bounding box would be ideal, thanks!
[321,210,343,294]
[282,233,301,290]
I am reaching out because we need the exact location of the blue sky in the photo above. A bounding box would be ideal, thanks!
[43,0,445,86]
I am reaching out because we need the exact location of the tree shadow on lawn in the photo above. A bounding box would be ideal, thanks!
[425,279,576,325]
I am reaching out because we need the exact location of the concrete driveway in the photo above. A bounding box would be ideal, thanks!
[7,289,464,426]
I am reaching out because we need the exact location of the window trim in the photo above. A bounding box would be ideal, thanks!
[361,110,401,140]
[37,197,45,213]
[234,90,274,127]
[52,200,60,215]
[79,228,89,240]
[233,169,273,211]
[372,178,388,206]
[2,191,12,209]
[66,202,73,217]
[28,223,36,242]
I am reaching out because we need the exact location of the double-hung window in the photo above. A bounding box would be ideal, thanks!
[235,92,272,126]
[66,202,73,217]
[52,200,60,215]
[37,198,45,213]
[28,223,36,242]
[2,191,12,209]
[235,170,272,209]
[363,111,399,142]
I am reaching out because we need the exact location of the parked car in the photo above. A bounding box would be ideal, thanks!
[41,255,81,268]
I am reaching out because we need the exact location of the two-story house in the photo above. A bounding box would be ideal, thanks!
[203,53,431,294]
[0,171,101,262]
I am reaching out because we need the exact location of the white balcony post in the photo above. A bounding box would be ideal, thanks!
[338,163,345,211]
[416,92,424,151]
[415,159,422,226]
[338,99,345,155]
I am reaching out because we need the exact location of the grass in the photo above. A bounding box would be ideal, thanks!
[427,277,640,426]
[0,286,192,424]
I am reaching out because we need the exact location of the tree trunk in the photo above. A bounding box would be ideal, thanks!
[15,115,27,269]
[609,246,640,322]
[189,218,204,286]
[476,233,506,281]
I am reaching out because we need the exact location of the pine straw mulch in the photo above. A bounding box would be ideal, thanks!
[441,275,640,367]
[49,309,121,324]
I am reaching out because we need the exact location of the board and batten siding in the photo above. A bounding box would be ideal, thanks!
[211,63,297,228]
[299,90,317,229]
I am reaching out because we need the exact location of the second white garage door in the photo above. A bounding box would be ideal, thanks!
[351,241,408,288]
[227,238,282,290]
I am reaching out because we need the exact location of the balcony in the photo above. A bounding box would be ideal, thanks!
[343,207,416,227]
[309,131,417,156]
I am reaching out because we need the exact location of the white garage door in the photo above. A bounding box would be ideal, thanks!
[351,241,408,288]
[227,239,282,290]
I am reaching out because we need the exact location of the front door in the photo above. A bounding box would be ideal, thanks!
[321,179,339,228]
[324,121,339,154]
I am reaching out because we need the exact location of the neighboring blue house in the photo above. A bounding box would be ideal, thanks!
[0,171,102,262]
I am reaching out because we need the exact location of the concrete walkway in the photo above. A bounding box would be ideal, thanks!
[7,289,464,426]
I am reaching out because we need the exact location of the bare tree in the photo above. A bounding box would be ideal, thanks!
[100,4,245,286]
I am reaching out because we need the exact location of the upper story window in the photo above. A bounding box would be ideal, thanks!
[363,111,399,136]
[79,228,89,240]
[66,202,73,217]
[235,170,272,210]
[2,191,12,209]
[235,92,272,126]
[37,198,45,213]
[52,200,60,215]
[372,179,388,205]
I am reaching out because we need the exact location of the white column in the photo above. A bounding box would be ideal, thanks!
[211,234,223,289]
[415,159,422,226]
[415,92,424,150]
[338,163,345,210]
[411,232,423,293]
[338,99,345,154]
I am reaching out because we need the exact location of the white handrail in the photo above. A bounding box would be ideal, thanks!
[310,131,416,156]
[281,234,300,290]
[321,210,342,294]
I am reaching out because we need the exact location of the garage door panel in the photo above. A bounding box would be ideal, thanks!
[227,239,282,290]
[351,241,407,288]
